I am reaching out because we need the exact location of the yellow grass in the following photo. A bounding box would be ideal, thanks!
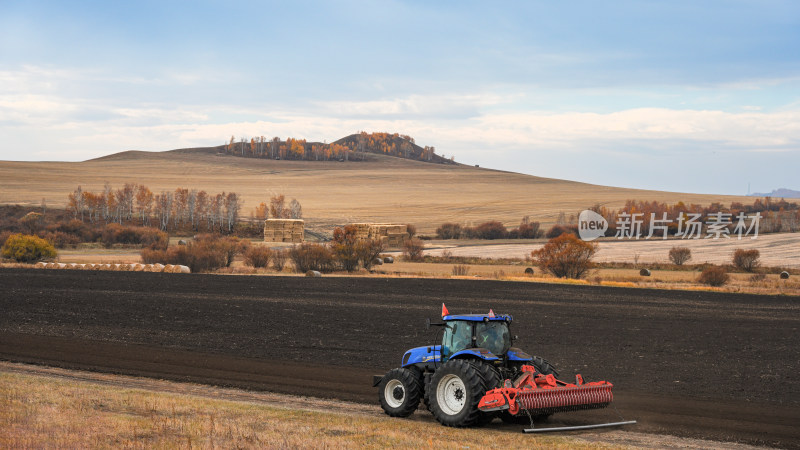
[0,149,754,233]
[0,371,609,449]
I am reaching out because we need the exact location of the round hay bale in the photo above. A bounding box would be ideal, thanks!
[164,264,175,273]
[153,263,165,272]
[178,240,187,245]
[524,267,534,275]
[373,258,383,266]
[34,262,46,269]
[66,263,79,270]
[305,270,322,277]
[177,265,190,274]
[639,268,651,276]
[44,262,54,269]
[132,264,144,272]
[780,271,790,279]
[383,256,394,264]
[56,263,67,269]
[74,263,86,270]
[102,264,112,270]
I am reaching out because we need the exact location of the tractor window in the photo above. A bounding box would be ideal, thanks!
[441,321,472,359]
[475,321,511,356]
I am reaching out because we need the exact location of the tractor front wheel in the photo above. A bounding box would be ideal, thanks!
[378,367,423,417]
[427,359,487,427]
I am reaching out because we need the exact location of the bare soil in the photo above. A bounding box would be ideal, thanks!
[1,268,798,448]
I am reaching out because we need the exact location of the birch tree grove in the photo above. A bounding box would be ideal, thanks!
[66,184,248,234]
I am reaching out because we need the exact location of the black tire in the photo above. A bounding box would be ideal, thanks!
[378,367,423,417]
[499,357,557,424]
[427,359,489,427]
[473,361,501,425]
[531,356,558,377]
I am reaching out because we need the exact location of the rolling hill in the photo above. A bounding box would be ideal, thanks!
[0,146,754,233]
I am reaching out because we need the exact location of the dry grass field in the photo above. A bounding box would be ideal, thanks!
[0,367,602,449]
[0,147,755,233]
[0,363,765,450]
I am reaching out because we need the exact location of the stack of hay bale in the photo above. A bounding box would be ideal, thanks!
[348,223,409,249]
[263,219,304,243]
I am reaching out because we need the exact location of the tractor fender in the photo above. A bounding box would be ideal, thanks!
[449,348,500,361]
[507,347,533,362]
[401,345,441,370]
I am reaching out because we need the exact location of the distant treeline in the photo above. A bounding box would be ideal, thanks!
[223,131,453,164]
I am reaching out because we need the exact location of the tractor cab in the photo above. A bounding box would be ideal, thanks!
[441,313,512,361]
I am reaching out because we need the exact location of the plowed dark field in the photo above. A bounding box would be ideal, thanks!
[1,268,798,447]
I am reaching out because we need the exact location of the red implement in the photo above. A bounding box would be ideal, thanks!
[478,365,613,416]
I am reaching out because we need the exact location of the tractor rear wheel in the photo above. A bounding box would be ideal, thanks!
[531,356,558,377]
[500,357,558,424]
[473,362,501,425]
[427,359,488,427]
[378,367,423,417]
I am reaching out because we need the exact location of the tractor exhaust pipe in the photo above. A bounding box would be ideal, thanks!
[523,420,637,433]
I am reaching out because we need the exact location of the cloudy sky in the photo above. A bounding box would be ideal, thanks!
[1,1,798,195]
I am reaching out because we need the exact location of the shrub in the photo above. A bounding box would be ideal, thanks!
[1,233,57,262]
[51,219,98,243]
[436,223,462,239]
[465,221,507,240]
[545,224,578,239]
[513,222,542,239]
[749,273,767,283]
[357,238,386,270]
[331,226,361,272]
[101,223,168,250]
[195,234,245,267]
[289,243,335,273]
[402,238,425,261]
[732,249,760,272]
[698,266,730,286]
[0,230,12,249]
[140,237,229,272]
[405,224,417,238]
[20,212,44,234]
[243,245,272,268]
[668,247,692,266]
[452,265,469,276]
[531,233,598,279]
[272,249,288,272]
[140,247,168,264]
[169,244,227,273]
[43,231,81,248]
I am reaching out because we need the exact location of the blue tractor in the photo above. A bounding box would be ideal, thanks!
[374,304,617,429]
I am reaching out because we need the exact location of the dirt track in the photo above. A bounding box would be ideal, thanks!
[1,268,799,448]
